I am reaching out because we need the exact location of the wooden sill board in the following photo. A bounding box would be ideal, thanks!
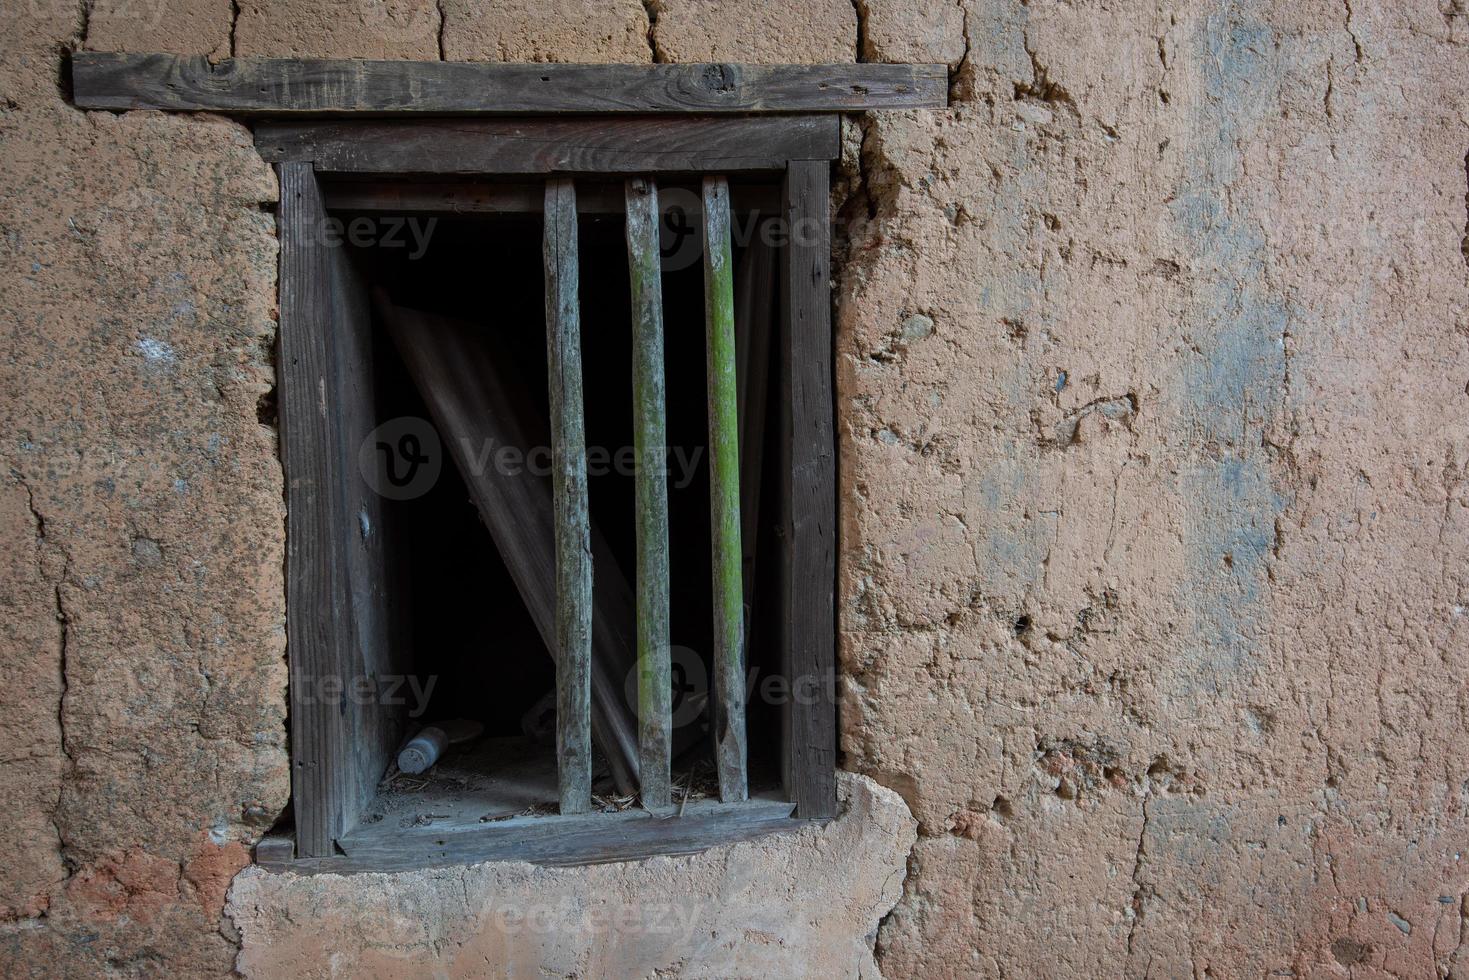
[256,800,806,874]
[254,737,809,874]
[72,54,947,116]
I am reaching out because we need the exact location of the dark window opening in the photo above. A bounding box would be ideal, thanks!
[334,202,786,829]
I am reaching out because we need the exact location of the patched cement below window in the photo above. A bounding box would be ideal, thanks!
[226,774,914,977]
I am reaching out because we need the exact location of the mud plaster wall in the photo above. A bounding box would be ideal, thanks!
[0,0,1467,976]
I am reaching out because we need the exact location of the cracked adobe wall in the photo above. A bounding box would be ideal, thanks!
[841,2,1469,975]
[1,0,1467,977]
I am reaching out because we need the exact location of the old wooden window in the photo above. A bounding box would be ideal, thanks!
[70,55,944,871]
[259,119,841,870]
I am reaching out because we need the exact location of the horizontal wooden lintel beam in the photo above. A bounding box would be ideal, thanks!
[254,117,840,174]
[320,181,781,215]
[72,53,948,115]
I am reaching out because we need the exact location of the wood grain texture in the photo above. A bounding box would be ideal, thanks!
[779,161,837,820]
[375,297,642,796]
[321,181,781,217]
[702,177,749,803]
[625,177,673,811]
[259,797,801,874]
[74,53,947,114]
[334,194,407,851]
[278,162,405,858]
[544,179,593,816]
[255,117,841,174]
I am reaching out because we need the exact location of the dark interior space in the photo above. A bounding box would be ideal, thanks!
[335,183,785,801]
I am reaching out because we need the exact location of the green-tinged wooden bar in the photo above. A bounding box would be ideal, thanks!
[625,177,673,811]
[543,178,593,815]
[701,177,750,803]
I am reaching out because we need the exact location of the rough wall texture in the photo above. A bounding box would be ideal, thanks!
[1,0,1466,977]
[227,774,914,978]
[1,2,286,973]
[841,2,1469,975]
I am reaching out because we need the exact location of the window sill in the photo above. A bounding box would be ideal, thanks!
[255,796,806,874]
[256,736,810,874]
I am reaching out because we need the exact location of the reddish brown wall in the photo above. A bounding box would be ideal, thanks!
[1,0,1467,976]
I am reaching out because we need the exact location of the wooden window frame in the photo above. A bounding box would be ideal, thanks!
[69,54,944,871]
[262,116,838,868]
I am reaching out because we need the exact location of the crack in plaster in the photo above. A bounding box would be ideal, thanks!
[949,0,971,103]
[435,0,445,61]
[1124,792,1152,958]
[18,478,76,876]
[1016,34,1074,108]
[76,0,92,48]
[831,12,928,963]
[1462,149,1469,272]
[639,0,665,63]
[1340,0,1365,63]
[61,0,93,99]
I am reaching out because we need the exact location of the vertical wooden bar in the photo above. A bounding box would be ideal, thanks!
[625,176,672,810]
[780,160,837,819]
[702,176,749,802]
[544,178,593,815]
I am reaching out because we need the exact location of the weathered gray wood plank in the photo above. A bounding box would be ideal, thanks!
[260,797,802,874]
[625,177,673,811]
[780,161,837,820]
[701,177,749,803]
[320,180,781,216]
[254,117,841,173]
[278,162,405,858]
[74,53,947,114]
[278,161,342,859]
[543,178,593,815]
